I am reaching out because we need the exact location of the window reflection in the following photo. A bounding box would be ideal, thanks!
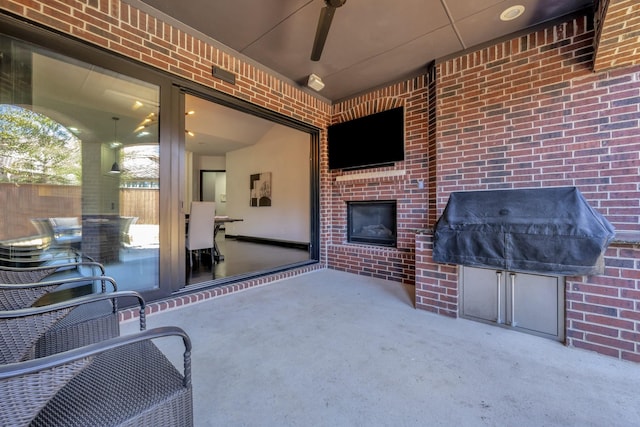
[0,35,160,292]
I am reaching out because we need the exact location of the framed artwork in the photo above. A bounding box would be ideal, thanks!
[250,172,272,207]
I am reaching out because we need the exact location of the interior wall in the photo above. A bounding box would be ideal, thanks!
[226,125,310,243]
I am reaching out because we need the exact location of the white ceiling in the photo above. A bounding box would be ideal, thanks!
[31,52,281,157]
[185,96,279,157]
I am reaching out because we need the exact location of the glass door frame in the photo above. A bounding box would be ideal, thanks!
[1,12,321,301]
[175,86,321,290]
[0,13,177,302]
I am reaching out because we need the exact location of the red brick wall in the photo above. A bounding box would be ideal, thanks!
[416,15,640,362]
[3,1,639,362]
[594,0,640,72]
[415,233,458,317]
[327,81,431,284]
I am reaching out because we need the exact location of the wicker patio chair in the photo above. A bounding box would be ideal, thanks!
[0,290,145,364]
[0,261,107,309]
[0,326,192,427]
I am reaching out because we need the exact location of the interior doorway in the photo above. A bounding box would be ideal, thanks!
[200,170,227,216]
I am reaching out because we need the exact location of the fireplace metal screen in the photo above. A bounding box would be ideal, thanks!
[347,201,397,247]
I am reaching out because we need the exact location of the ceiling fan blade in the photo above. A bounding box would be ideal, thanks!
[310,6,336,61]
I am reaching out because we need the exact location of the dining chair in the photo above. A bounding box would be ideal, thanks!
[186,201,216,268]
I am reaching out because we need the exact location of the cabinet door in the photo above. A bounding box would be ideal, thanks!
[461,266,504,323]
[507,272,564,340]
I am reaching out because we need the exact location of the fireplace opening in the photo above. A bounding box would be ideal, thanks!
[347,201,397,247]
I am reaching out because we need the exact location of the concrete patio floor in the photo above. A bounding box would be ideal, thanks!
[121,269,640,427]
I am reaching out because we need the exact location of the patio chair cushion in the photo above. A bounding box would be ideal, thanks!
[31,339,192,426]
[0,308,72,364]
[0,357,92,426]
[33,299,119,359]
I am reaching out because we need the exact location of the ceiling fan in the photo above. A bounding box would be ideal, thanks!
[310,0,347,61]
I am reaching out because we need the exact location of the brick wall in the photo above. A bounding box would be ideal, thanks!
[594,0,640,72]
[415,15,640,362]
[3,1,639,362]
[327,82,431,284]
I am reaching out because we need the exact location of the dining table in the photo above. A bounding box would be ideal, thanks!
[213,216,243,262]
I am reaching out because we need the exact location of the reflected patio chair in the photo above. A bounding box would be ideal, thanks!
[0,235,53,268]
[186,201,216,268]
[0,326,192,426]
[48,217,82,250]
[119,215,138,248]
[0,260,107,309]
[30,218,83,261]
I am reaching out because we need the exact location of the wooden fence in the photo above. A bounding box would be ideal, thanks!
[0,183,158,241]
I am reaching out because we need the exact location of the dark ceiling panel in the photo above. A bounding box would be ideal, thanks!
[139,0,312,51]
[455,0,593,51]
[443,0,509,22]
[135,0,594,102]
[320,25,463,100]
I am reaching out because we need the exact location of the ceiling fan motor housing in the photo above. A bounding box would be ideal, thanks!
[326,0,346,7]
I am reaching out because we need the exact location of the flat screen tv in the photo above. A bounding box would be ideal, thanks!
[328,106,404,170]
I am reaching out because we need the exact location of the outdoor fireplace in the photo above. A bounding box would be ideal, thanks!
[347,201,397,247]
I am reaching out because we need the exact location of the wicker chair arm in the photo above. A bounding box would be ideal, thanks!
[0,289,145,325]
[0,326,191,382]
[0,260,106,276]
[0,275,117,293]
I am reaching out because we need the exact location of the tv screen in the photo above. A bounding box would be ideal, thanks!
[328,106,404,170]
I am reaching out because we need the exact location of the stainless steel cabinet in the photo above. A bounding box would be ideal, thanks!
[460,266,565,341]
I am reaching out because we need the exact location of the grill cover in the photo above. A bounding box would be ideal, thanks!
[433,187,615,275]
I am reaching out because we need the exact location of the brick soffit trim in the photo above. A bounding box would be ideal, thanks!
[593,0,640,72]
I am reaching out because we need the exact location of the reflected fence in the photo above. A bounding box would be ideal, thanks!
[0,183,158,243]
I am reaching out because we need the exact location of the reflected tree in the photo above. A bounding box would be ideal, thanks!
[0,105,81,184]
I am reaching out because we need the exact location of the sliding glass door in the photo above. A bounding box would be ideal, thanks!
[0,34,161,295]
[182,93,316,288]
[1,14,320,302]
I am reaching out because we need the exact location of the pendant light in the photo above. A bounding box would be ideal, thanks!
[110,116,121,174]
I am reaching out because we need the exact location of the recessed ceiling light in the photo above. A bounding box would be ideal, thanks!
[500,5,525,21]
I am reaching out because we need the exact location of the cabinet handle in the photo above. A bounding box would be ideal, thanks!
[496,271,502,324]
[510,273,517,327]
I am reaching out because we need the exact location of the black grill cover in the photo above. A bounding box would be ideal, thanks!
[432,187,615,275]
